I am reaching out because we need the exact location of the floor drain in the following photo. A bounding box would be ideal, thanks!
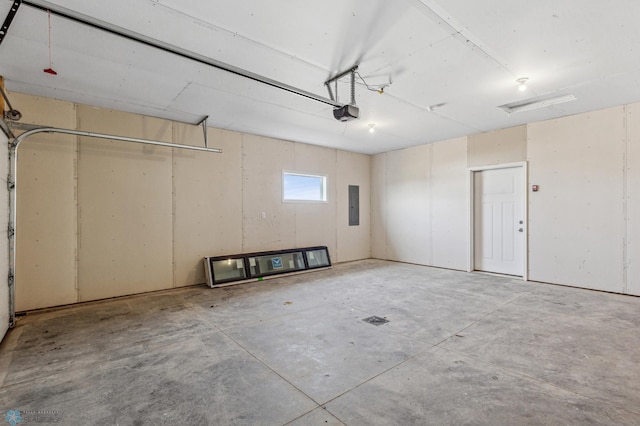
[362,316,389,326]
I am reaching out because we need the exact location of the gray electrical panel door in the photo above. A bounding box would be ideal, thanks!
[349,185,359,226]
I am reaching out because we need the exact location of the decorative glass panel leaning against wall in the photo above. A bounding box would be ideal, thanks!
[305,247,331,269]
[204,246,332,287]
[282,171,327,202]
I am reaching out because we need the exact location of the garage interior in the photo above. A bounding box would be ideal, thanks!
[0,0,639,424]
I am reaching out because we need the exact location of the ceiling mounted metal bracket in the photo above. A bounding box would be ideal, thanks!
[0,0,22,46]
[350,68,356,106]
[326,84,335,102]
[198,115,209,148]
[0,85,22,121]
[325,66,360,121]
[324,66,359,105]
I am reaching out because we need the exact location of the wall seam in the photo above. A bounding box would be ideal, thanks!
[74,103,80,303]
[335,149,339,262]
[241,135,245,253]
[292,143,297,249]
[524,126,530,279]
[622,105,629,293]
[367,155,372,259]
[428,144,434,266]
[384,153,388,259]
[171,122,177,288]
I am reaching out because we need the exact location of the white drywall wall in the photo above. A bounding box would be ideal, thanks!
[468,126,527,168]
[241,134,296,253]
[15,95,77,310]
[373,112,638,296]
[370,153,387,259]
[385,144,432,264]
[77,107,174,301]
[430,138,469,270]
[336,150,371,262]
[528,107,625,292]
[626,103,640,295]
[371,138,469,270]
[292,143,338,256]
[14,92,371,311]
[13,90,640,310]
[172,124,243,286]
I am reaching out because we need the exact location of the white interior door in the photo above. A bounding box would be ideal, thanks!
[474,167,524,276]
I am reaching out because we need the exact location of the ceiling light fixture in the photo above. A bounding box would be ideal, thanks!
[368,123,376,133]
[516,77,529,92]
[499,93,577,114]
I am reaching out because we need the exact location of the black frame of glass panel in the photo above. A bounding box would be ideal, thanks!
[204,246,331,288]
[247,251,306,278]
[304,247,332,270]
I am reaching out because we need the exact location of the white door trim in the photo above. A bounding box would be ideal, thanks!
[468,162,528,280]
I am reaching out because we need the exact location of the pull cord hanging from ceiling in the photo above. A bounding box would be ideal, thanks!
[43,9,57,75]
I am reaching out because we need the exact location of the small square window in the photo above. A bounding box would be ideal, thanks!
[283,172,327,202]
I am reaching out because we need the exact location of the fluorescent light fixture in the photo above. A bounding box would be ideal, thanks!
[499,94,577,114]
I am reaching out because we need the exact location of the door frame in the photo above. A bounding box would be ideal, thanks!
[468,161,528,280]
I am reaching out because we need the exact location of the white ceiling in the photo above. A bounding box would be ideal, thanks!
[2,0,640,154]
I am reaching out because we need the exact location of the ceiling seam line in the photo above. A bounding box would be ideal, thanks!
[21,0,345,111]
[145,1,331,74]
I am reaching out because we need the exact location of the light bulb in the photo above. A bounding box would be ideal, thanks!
[368,124,376,133]
[517,77,529,92]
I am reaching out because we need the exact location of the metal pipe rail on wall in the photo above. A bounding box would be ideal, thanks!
[7,127,222,327]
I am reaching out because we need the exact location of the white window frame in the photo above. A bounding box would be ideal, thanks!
[282,171,328,203]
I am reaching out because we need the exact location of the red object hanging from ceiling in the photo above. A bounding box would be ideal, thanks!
[43,9,57,76]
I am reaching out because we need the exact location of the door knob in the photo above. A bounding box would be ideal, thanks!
[518,228,523,232]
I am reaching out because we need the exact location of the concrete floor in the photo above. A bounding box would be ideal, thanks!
[1,259,639,425]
